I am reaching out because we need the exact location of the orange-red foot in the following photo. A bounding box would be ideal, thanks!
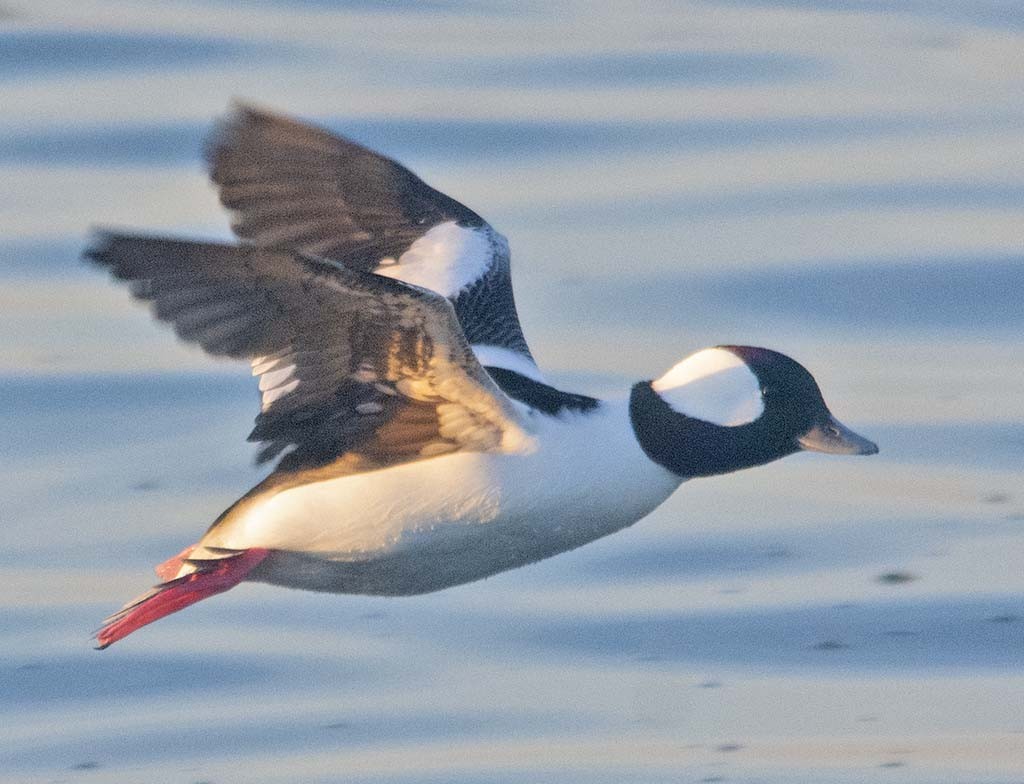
[95,548,270,649]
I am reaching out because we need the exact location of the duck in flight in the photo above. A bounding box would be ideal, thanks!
[87,105,878,648]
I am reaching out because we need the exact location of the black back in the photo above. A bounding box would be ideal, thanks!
[486,368,600,416]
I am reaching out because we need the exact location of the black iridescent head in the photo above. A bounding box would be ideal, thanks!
[630,345,877,479]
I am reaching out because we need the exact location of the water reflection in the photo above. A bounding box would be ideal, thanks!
[0,114,969,167]
[518,183,1024,224]
[703,0,1024,30]
[0,653,282,704]
[0,30,285,78]
[561,256,1024,333]
[527,596,1024,669]
[423,50,823,88]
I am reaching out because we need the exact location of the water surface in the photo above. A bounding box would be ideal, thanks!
[2,1,1022,782]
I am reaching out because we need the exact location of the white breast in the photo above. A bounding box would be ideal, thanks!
[209,399,682,593]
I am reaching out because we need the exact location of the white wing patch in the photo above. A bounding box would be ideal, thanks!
[253,354,300,411]
[373,221,493,298]
[652,347,764,427]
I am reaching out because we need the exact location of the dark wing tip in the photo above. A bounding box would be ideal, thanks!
[204,100,354,177]
[82,227,138,273]
[204,101,258,175]
[205,98,272,146]
[224,98,291,127]
[82,227,114,263]
[82,228,177,281]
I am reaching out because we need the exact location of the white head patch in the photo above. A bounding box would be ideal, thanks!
[652,347,764,426]
[373,221,493,297]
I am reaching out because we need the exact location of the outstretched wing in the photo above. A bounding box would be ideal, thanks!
[206,103,540,380]
[85,233,533,474]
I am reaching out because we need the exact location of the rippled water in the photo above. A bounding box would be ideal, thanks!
[2,1,1023,782]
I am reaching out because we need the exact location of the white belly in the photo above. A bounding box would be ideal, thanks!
[208,400,682,594]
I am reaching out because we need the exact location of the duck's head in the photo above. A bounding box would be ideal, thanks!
[630,345,878,479]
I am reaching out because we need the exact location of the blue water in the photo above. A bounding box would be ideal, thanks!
[561,256,1024,333]
[409,50,824,87]
[2,2,1023,782]
[0,30,285,78]
[704,0,1024,30]
[8,113,999,168]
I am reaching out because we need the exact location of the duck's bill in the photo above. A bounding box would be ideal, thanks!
[798,416,879,455]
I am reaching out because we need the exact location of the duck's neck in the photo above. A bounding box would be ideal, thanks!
[629,381,796,478]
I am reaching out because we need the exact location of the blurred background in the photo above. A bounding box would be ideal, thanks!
[2,1,1023,782]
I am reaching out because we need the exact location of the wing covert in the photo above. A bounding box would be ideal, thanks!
[206,103,538,373]
[85,233,533,473]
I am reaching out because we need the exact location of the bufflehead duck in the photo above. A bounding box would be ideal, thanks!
[86,105,877,648]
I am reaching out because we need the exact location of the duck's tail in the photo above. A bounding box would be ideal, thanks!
[94,548,270,649]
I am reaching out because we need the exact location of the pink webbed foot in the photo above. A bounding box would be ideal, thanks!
[95,548,270,649]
